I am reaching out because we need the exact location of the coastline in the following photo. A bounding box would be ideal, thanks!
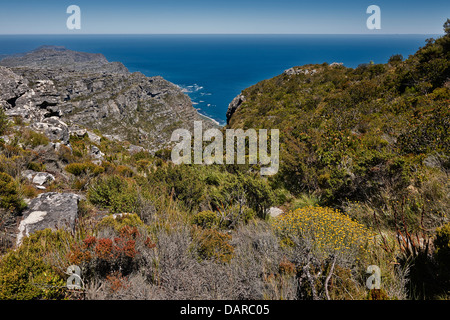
[197,112,223,127]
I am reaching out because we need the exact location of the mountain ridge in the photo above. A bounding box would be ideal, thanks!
[0,46,217,151]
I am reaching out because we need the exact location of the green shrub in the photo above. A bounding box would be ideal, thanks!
[0,172,27,212]
[0,154,22,177]
[204,172,221,186]
[273,188,293,206]
[20,129,49,148]
[191,210,220,229]
[65,162,104,176]
[435,223,450,262]
[26,161,46,172]
[206,172,275,220]
[0,252,65,299]
[0,229,71,300]
[388,54,403,64]
[136,159,152,173]
[115,165,134,177]
[241,175,275,219]
[21,183,38,199]
[150,165,205,211]
[132,150,153,162]
[272,206,375,259]
[291,193,321,210]
[218,204,256,228]
[193,228,234,263]
[154,148,171,161]
[87,175,139,213]
[96,213,145,233]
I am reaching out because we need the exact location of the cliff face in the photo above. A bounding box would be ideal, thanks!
[226,93,245,125]
[0,46,216,151]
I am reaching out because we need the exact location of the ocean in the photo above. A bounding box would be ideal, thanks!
[0,34,438,125]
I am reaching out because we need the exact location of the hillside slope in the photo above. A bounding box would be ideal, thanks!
[227,28,449,211]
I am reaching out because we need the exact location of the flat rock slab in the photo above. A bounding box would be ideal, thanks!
[16,192,80,246]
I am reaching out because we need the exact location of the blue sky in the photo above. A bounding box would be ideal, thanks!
[0,0,448,34]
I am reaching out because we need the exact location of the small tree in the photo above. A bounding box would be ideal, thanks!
[444,18,450,35]
[388,54,403,64]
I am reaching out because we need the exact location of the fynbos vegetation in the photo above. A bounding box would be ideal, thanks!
[0,20,449,300]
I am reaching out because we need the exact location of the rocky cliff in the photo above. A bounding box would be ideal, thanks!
[0,46,216,151]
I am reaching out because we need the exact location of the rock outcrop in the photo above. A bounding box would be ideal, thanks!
[30,117,70,144]
[283,66,317,76]
[226,94,245,125]
[0,46,217,151]
[32,172,56,187]
[268,207,283,218]
[21,170,56,190]
[16,192,80,246]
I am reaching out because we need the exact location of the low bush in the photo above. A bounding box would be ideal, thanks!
[0,229,72,300]
[87,175,139,213]
[65,162,104,176]
[0,172,27,213]
[96,213,145,233]
[20,183,38,199]
[67,225,154,279]
[20,129,49,148]
[272,206,375,261]
[26,161,46,172]
[193,227,234,263]
[149,164,205,211]
[191,210,220,229]
[115,165,134,177]
[0,153,23,177]
[290,193,321,210]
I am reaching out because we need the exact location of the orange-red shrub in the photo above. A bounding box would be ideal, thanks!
[67,226,147,275]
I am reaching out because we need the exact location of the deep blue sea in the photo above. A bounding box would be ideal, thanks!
[0,34,438,125]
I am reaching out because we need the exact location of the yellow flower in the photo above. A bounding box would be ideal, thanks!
[271,205,374,257]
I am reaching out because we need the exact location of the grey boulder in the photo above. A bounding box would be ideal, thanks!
[32,172,56,186]
[16,192,80,246]
[30,117,70,144]
[268,207,284,218]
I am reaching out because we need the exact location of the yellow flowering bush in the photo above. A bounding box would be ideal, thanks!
[272,206,375,259]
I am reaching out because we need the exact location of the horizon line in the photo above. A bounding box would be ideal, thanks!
[0,33,444,36]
